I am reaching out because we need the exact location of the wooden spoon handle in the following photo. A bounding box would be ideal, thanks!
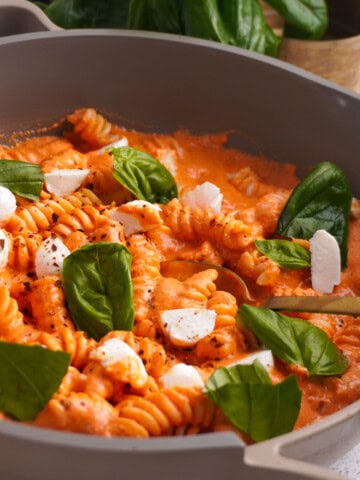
[279,35,360,94]
[265,296,360,316]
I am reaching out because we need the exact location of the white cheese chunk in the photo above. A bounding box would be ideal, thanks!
[0,186,16,222]
[0,229,10,271]
[160,363,204,388]
[44,169,90,197]
[35,236,70,278]
[159,308,216,347]
[310,229,341,294]
[229,350,274,372]
[90,338,148,387]
[182,181,223,213]
[109,200,161,236]
[96,137,128,154]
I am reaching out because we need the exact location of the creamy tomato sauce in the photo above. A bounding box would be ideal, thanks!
[0,108,359,441]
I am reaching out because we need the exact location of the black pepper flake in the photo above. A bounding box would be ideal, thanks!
[52,213,59,222]
[51,243,58,252]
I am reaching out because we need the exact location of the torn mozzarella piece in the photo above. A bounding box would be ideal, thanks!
[159,308,216,347]
[90,338,148,388]
[158,149,178,177]
[0,229,10,270]
[182,181,223,213]
[44,169,90,197]
[109,200,162,236]
[96,138,128,154]
[229,350,274,372]
[160,363,204,388]
[35,236,70,278]
[0,186,16,222]
[310,229,341,294]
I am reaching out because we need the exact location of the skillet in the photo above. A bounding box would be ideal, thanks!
[0,1,360,479]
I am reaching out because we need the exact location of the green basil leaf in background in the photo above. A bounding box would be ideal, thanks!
[128,0,183,33]
[265,0,328,39]
[45,0,130,28]
[276,162,352,269]
[111,146,178,204]
[0,160,44,201]
[63,242,134,341]
[238,304,349,376]
[218,0,280,56]
[0,341,70,421]
[181,0,233,44]
[204,360,301,442]
[255,239,310,269]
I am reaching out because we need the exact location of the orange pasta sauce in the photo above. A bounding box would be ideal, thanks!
[0,108,359,440]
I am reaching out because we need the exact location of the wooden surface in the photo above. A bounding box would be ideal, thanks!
[261,1,360,94]
[279,35,360,94]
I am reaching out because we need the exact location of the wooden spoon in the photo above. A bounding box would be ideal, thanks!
[161,260,360,316]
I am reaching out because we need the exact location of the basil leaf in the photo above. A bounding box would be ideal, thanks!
[0,341,70,421]
[181,0,233,44]
[238,304,348,376]
[265,0,328,40]
[204,361,301,442]
[45,0,130,28]
[276,162,352,269]
[218,0,280,56]
[63,242,134,341]
[111,146,178,204]
[255,239,310,269]
[128,0,183,33]
[0,160,44,201]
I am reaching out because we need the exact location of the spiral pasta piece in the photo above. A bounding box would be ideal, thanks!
[67,108,122,149]
[115,386,214,437]
[28,276,74,332]
[34,392,117,435]
[52,205,109,238]
[0,286,25,339]
[8,232,42,271]
[206,290,238,328]
[40,148,88,173]
[236,246,280,286]
[127,234,161,338]
[162,199,253,251]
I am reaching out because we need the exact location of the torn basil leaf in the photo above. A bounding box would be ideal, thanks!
[111,146,178,204]
[238,304,348,376]
[204,360,301,442]
[255,239,310,269]
[63,242,134,341]
[276,162,352,269]
[0,341,70,421]
[0,160,44,201]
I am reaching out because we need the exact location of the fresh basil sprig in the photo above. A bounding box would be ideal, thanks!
[237,304,348,376]
[204,360,301,442]
[111,146,178,204]
[266,0,328,40]
[276,162,352,269]
[0,160,44,201]
[38,0,328,58]
[62,242,134,341]
[255,239,310,269]
[0,341,70,421]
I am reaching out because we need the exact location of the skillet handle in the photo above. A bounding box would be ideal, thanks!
[0,0,60,36]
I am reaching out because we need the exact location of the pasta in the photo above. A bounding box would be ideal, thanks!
[1,107,360,444]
